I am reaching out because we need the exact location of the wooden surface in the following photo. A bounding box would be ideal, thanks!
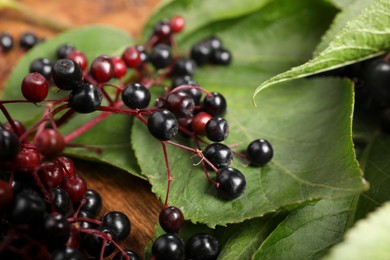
[0,0,163,258]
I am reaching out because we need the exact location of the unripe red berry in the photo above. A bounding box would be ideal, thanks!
[21,72,48,102]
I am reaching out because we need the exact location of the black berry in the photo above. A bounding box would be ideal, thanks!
[147,109,179,141]
[217,167,246,200]
[19,32,39,50]
[164,91,195,117]
[172,58,197,76]
[0,126,21,162]
[205,117,229,142]
[0,33,13,52]
[56,43,76,59]
[101,211,131,241]
[185,233,219,260]
[122,83,151,109]
[152,233,184,260]
[52,58,83,91]
[69,83,103,113]
[150,44,172,70]
[159,206,184,233]
[202,92,227,116]
[204,143,233,169]
[246,139,273,167]
[29,58,53,80]
[80,189,102,217]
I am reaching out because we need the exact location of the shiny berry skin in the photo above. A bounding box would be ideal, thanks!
[0,33,13,52]
[69,83,103,113]
[62,175,87,203]
[83,226,118,258]
[147,109,179,141]
[165,91,195,117]
[203,92,227,116]
[185,233,219,260]
[67,50,88,71]
[29,58,52,79]
[190,42,212,66]
[80,189,102,217]
[113,249,140,260]
[13,146,40,172]
[44,213,71,247]
[135,45,148,64]
[77,210,98,230]
[56,43,76,59]
[37,161,64,189]
[19,32,38,49]
[21,72,49,102]
[102,211,131,241]
[52,247,86,260]
[3,120,26,137]
[9,191,46,225]
[362,57,390,106]
[0,126,21,162]
[206,36,223,51]
[212,48,232,65]
[122,83,151,109]
[90,55,114,83]
[159,206,184,233]
[52,58,83,91]
[150,44,172,69]
[172,58,197,76]
[152,233,184,260]
[247,139,273,167]
[191,112,212,136]
[170,15,185,33]
[55,156,76,177]
[34,128,66,157]
[217,167,246,200]
[205,117,229,142]
[51,187,73,216]
[0,180,13,211]
[171,76,202,105]
[154,19,172,38]
[122,46,142,68]
[204,143,233,169]
[112,56,127,78]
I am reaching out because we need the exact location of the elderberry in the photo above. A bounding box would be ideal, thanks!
[34,128,66,157]
[83,226,118,258]
[29,58,53,80]
[19,32,39,50]
[21,72,49,103]
[202,92,227,116]
[204,143,233,169]
[113,249,140,260]
[122,83,151,109]
[52,58,83,91]
[147,109,179,141]
[52,247,86,260]
[56,43,76,59]
[80,189,102,217]
[190,42,212,66]
[164,91,195,117]
[51,187,73,216]
[205,117,229,142]
[247,139,273,167]
[211,48,232,65]
[150,44,172,69]
[68,83,103,113]
[101,211,131,241]
[44,213,71,248]
[0,126,21,162]
[170,15,185,33]
[90,55,115,83]
[122,46,142,68]
[217,167,246,200]
[159,206,184,233]
[172,58,197,76]
[185,233,219,260]
[37,161,64,189]
[152,233,184,260]
[0,33,13,53]
[9,191,46,225]
[67,50,88,71]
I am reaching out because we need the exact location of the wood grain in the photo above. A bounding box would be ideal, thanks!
[0,0,163,258]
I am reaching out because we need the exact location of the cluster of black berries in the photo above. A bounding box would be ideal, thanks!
[0,127,138,259]
[1,15,274,259]
[0,32,43,53]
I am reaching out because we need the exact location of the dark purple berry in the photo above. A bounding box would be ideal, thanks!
[211,48,232,65]
[77,210,99,230]
[205,117,229,142]
[204,143,233,169]
[205,36,223,51]
[19,32,38,49]
[185,233,219,260]
[29,58,52,80]
[52,58,83,91]
[154,19,172,38]
[171,76,201,105]
[80,189,102,217]
[83,226,118,258]
[172,58,197,76]
[51,187,73,216]
[165,91,195,117]
[0,126,21,162]
[190,42,212,66]
[159,206,184,233]
[147,109,179,141]
[217,167,246,200]
[0,33,13,52]
[202,92,227,116]
[44,213,71,248]
[52,247,86,260]
[101,211,131,241]
[9,191,46,225]
[113,249,140,260]
[69,83,103,113]
[152,233,184,260]
[56,43,76,59]
[247,139,273,167]
[122,83,151,109]
[150,44,172,70]
[362,57,390,106]
[135,44,148,64]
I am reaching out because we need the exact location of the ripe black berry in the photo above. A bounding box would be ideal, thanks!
[9,191,46,225]
[44,213,71,248]
[205,36,223,51]
[172,58,197,76]
[202,92,227,116]
[217,167,246,200]
[122,83,151,109]
[152,233,184,260]
[101,211,131,241]
[185,233,219,260]
[19,32,38,49]
[90,55,115,83]
[171,76,201,105]
[205,117,229,142]
[0,126,21,162]
[77,210,99,230]
[204,143,233,169]
[51,187,73,216]
[52,247,86,260]
[246,139,273,167]
[21,72,49,103]
[159,206,184,233]
[80,189,102,217]
[362,57,390,106]
[135,44,148,64]
[69,83,103,113]
[211,48,232,65]
[150,44,172,69]
[0,33,14,52]
[56,43,76,59]
[165,91,195,117]
[190,42,212,66]
[153,19,172,38]
[147,109,179,141]
[29,58,53,80]
[52,58,83,91]
[113,249,140,260]
[83,226,118,258]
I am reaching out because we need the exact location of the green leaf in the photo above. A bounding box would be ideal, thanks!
[142,0,271,42]
[354,134,390,220]
[0,26,142,177]
[133,0,366,227]
[253,198,356,260]
[325,202,390,260]
[253,0,390,101]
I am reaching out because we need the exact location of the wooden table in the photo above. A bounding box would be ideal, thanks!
[0,0,162,258]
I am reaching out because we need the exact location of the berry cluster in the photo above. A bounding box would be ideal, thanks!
[0,32,43,53]
[1,15,273,259]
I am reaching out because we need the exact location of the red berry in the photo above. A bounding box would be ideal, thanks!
[21,72,48,102]
[34,128,65,157]
[62,175,87,203]
[56,156,76,177]
[121,46,141,68]
[159,206,184,233]
[191,112,212,136]
[90,55,114,83]
[170,15,185,33]
[38,161,64,189]
[111,57,127,78]
[67,50,88,71]
[14,145,41,173]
